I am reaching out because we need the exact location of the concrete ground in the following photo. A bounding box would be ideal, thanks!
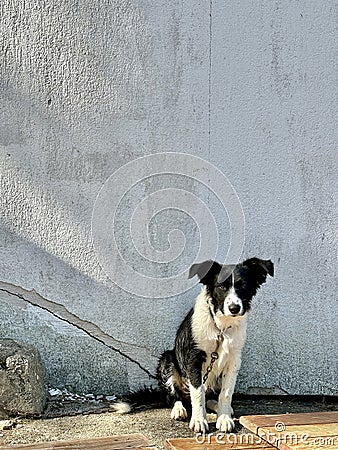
[1,397,337,449]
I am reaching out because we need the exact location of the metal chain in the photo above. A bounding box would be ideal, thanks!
[203,351,219,384]
[202,314,230,385]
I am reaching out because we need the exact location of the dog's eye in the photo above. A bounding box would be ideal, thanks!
[218,285,226,290]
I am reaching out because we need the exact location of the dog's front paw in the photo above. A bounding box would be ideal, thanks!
[189,415,209,433]
[216,414,235,432]
[171,401,188,420]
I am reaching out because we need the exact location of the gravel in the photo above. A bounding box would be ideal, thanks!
[0,395,336,449]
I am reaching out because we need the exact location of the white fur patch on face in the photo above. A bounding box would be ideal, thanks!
[223,286,243,316]
[192,287,247,347]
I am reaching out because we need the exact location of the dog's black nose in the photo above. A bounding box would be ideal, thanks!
[229,303,241,315]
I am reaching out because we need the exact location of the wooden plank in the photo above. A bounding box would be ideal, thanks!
[240,411,338,433]
[0,433,153,450]
[257,423,338,439]
[239,412,338,450]
[279,436,337,450]
[256,423,338,450]
[165,435,276,450]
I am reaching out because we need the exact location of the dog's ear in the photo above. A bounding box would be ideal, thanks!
[188,260,221,285]
[217,264,235,283]
[243,257,274,287]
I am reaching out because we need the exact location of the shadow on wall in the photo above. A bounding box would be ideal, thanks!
[0,221,181,392]
[0,83,204,394]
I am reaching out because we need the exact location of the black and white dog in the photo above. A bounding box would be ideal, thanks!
[115,257,273,433]
[156,257,274,433]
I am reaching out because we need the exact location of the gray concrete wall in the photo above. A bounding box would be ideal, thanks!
[0,0,336,396]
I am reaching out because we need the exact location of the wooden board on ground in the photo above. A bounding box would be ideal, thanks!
[0,433,154,450]
[240,411,338,434]
[165,435,276,450]
[240,411,338,450]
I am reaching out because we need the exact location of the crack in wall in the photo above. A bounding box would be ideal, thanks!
[0,280,157,380]
[208,0,213,156]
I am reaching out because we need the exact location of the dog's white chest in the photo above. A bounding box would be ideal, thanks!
[191,288,248,389]
[217,326,245,368]
[202,323,247,391]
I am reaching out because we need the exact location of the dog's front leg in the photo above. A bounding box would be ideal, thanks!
[216,354,241,432]
[187,355,208,433]
[189,382,208,433]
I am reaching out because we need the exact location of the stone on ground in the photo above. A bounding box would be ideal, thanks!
[0,339,46,418]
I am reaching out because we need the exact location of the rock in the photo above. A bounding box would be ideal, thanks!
[0,339,46,418]
[48,388,62,397]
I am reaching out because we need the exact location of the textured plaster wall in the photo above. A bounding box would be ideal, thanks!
[0,0,336,395]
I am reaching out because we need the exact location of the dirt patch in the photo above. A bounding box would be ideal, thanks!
[0,395,336,449]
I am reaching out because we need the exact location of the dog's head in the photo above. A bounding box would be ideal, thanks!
[189,257,274,317]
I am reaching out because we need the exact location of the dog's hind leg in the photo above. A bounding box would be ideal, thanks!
[171,400,188,420]
[206,399,234,416]
[206,399,218,413]
[157,351,188,420]
[157,350,176,395]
